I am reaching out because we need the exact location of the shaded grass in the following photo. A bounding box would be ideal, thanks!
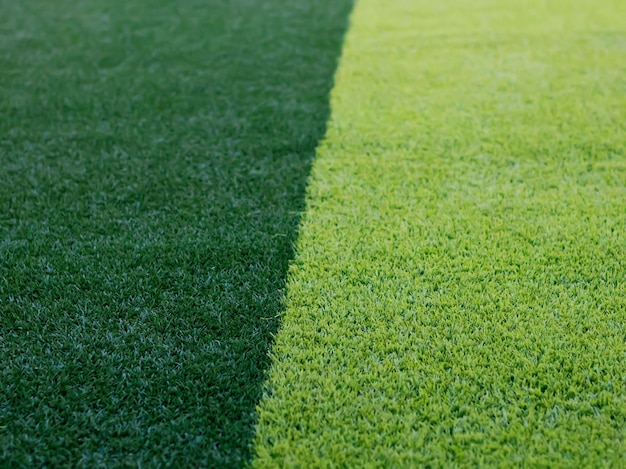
[253,0,626,466]
[0,0,352,466]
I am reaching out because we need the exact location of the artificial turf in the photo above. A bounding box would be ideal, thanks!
[253,0,626,466]
[0,0,352,466]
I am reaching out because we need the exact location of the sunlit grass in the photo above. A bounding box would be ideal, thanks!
[253,0,626,466]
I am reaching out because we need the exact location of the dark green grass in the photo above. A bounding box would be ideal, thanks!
[0,0,352,466]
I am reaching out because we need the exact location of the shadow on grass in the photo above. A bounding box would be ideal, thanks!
[0,0,352,466]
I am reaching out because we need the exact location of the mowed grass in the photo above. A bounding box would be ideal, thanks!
[253,0,626,466]
[0,0,352,466]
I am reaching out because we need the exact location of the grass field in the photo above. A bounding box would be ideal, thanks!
[2,0,625,466]
[253,0,626,466]
[0,0,352,466]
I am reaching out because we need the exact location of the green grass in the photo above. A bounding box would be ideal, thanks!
[0,0,352,466]
[253,0,626,466]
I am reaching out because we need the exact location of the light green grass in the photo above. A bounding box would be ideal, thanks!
[253,0,626,466]
[0,0,351,466]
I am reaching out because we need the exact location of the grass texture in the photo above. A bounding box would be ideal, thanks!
[0,0,352,466]
[253,0,626,466]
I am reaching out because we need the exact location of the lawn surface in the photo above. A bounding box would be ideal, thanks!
[0,0,352,466]
[253,0,626,466]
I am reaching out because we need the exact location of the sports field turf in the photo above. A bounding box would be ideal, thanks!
[2,0,625,467]
[253,0,626,466]
[0,0,351,466]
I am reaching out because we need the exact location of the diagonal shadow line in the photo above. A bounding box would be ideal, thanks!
[0,0,353,466]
